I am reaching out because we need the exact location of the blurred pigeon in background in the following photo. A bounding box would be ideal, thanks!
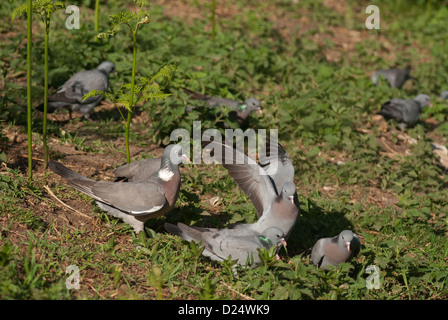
[182,88,262,126]
[36,61,116,120]
[377,93,431,130]
[311,230,361,270]
[440,90,448,101]
[371,65,413,89]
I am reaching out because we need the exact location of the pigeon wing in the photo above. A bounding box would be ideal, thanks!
[378,99,407,122]
[258,142,295,194]
[113,158,162,182]
[203,141,277,217]
[90,181,167,216]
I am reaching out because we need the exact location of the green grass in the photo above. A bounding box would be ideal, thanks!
[1,0,448,300]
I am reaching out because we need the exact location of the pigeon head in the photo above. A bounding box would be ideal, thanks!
[164,144,189,166]
[414,94,431,108]
[281,182,297,205]
[440,91,448,101]
[258,226,286,248]
[97,61,116,76]
[338,230,357,251]
[242,98,262,114]
[158,144,189,181]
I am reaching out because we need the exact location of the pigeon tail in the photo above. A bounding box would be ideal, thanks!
[35,102,59,113]
[164,222,203,243]
[48,160,97,197]
[377,107,401,121]
[49,160,91,182]
[182,87,210,101]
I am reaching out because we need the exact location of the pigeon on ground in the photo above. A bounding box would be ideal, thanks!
[202,140,299,237]
[36,61,116,120]
[165,222,286,267]
[113,157,161,183]
[182,88,262,126]
[311,230,361,270]
[440,91,448,101]
[48,144,188,234]
[377,94,431,130]
[371,65,413,89]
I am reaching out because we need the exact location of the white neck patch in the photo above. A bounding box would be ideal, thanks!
[158,168,174,181]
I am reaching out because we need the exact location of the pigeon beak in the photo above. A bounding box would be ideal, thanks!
[429,103,433,107]
[257,107,262,114]
[281,238,287,247]
[346,241,351,251]
[289,195,295,205]
[181,154,191,164]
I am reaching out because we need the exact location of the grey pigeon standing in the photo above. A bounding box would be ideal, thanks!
[377,94,431,130]
[202,140,299,237]
[165,222,286,267]
[183,88,262,126]
[311,230,361,270]
[36,61,116,120]
[371,65,413,89]
[440,90,448,101]
[48,144,188,234]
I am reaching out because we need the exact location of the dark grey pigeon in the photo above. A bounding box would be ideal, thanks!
[377,94,431,130]
[165,222,286,267]
[440,90,448,101]
[36,61,116,120]
[48,144,188,234]
[311,230,361,270]
[183,88,262,126]
[114,157,161,183]
[371,65,413,89]
[202,140,299,237]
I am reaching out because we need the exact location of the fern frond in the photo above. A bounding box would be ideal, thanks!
[110,10,134,27]
[82,90,113,102]
[142,83,172,101]
[137,15,150,26]
[11,3,28,21]
[12,0,65,21]
[149,64,177,83]
[45,1,65,14]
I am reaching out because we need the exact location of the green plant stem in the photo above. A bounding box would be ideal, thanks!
[211,0,216,41]
[125,29,138,164]
[42,15,50,169]
[95,0,100,32]
[125,111,133,164]
[402,270,412,300]
[26,0,33,182]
